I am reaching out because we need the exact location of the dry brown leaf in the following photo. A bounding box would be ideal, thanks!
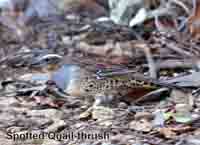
[158,127,176,139]
[188,0,200,39]
[158,125,192,139]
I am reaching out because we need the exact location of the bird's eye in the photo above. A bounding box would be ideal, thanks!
[89,84,94,88]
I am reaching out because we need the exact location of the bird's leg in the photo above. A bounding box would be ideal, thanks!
[80,91,119,118]
[93,92,116,107]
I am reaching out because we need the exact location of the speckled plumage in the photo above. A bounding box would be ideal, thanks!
[51,64,159,97]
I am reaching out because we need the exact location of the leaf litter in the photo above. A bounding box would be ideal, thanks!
[1,0,200,145]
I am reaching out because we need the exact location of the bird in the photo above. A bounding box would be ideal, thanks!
[24,52,195,105]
